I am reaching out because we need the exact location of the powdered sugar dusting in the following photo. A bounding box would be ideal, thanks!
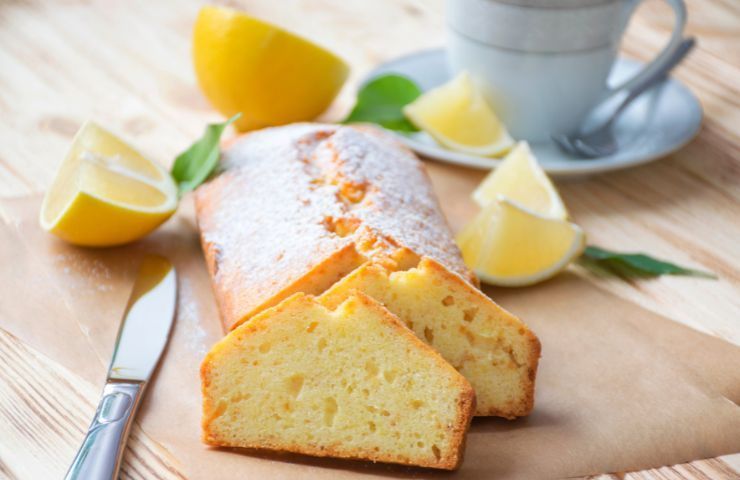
[314,126,470,278]
[53,253,114,292]
[178,276,208,356]
[195,124,473,329]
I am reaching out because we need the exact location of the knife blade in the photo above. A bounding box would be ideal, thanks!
[65,254,177,480]
[109,255,178,381]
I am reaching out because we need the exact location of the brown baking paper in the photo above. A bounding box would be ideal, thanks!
[1,194,739,480]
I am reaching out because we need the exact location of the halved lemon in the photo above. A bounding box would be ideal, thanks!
[193,6,349,131]
[40,122,178,247]
[403,71,514,157]
[473,142,567,219]
[457,197,585,286]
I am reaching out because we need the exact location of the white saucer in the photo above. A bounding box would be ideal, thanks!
[363,49,702,177]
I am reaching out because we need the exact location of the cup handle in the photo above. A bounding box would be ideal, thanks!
[608,0,687,94]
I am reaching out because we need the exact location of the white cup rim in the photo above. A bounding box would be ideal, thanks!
[480,0,620,9]
[447,0,628,53]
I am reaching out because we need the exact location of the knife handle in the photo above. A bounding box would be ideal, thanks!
[64,381,145,480]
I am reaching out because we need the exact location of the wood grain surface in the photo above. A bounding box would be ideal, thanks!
[0,330,186,479]
[0,0,738,478]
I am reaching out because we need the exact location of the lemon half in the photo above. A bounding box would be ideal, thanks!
[403,72,514,157]
[457,198,585,286]
[193,6,349,131]
[473,142,567,219]
[40,122,177,247]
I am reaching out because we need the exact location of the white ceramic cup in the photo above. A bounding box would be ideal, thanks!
[446,0,687,142]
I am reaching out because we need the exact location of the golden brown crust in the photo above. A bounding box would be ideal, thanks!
[195,124,476,332]
[200,435,465,470]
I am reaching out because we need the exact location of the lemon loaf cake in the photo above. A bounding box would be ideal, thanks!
[195,123,475,331]
[319,254,540,418]
[201,292,476,470]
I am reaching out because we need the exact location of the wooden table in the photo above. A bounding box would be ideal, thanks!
[0,0,738,478]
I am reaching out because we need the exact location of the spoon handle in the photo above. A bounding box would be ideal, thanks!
[601,37,695,129]
[620,38,695,111]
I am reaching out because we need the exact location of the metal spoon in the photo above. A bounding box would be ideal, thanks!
[552,37,696,159]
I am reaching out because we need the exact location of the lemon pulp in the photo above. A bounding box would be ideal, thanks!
[403,72,514,157]
[40,122,177,247]
[457,198,585,286]
[473,142,567,219]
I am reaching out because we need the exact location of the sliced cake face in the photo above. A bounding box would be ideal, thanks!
[201,293,475,470]
[320,256,541,418]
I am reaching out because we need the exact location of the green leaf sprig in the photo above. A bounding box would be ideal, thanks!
[578,246,716,279]
[342,74,421,132]
[171,113,241,195]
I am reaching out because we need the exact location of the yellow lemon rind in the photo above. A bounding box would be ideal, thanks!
[425,127,515,158]
[458,197,586,287]
[39,121,178,247]
[44,190,176,247]
[403,72,515,158]
[474,230,585,287]
[193,6,349,132]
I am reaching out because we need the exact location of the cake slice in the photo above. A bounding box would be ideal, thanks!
[201,292,476,470]
[319,254,540,418]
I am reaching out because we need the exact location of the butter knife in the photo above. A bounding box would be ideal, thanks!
[64,255,177,480]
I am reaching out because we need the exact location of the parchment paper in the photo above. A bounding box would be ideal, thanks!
[1,195,739,479]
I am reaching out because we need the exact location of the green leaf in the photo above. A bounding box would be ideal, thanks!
[577,245,717,279]
[170,113,241,195]
[342,74,421,132]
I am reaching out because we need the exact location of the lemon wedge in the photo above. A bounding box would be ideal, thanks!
[457,198,585,286]
[193,6,349,131]
[403,72,514,157]
[473,142,567,219]
[40,122,178,247]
